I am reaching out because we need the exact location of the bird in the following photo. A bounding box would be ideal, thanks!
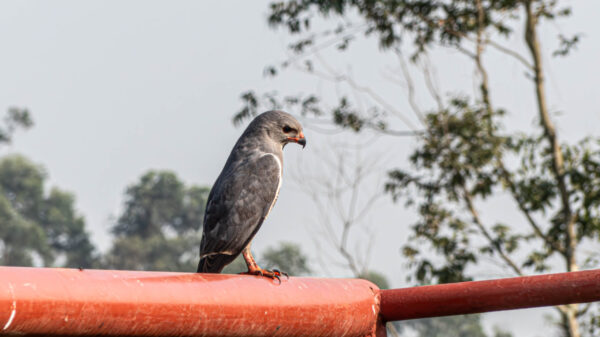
[197,110,306,280]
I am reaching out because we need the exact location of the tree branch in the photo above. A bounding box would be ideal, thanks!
[393,47,426,122]
[523,4,580,336]
[315,52,421,131]
[419,54,446,112]
[475,0,492,113]
[497,160,566,254]
[293,145,385,277]
[485,39,534,71]
[523,0,577,273]
[472,3,565,259]
[414,11,534,71]
[462,187,523,276]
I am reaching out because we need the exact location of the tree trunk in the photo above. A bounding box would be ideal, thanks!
[560,308,581,337]
[523,2,580,337]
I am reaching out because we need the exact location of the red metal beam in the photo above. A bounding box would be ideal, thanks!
[2,267,599,336]
[0,267,381,337]
[380,269,600,321]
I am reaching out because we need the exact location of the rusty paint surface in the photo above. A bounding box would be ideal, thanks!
[380,269,600,321]
[0,267,380,337]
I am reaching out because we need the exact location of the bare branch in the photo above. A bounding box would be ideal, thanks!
[281,23,367,69]
[485,39,534,70]
[475,0,492,112]
[576,303,592,317]
[285,45,423,134]
[393,47,426,122]
[292,143,387,277]
[315,52,420,131]
[418,54,445,112]
[462,187,523,276]
[412,10,533,71]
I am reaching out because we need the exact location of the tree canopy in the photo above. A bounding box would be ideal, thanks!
[102,170,209,272]
[0,154,96,268]
[234,0,597,336]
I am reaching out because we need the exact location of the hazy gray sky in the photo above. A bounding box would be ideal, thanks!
[1,1,599,336]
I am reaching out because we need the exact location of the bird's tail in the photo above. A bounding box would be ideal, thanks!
[197,254,237,273]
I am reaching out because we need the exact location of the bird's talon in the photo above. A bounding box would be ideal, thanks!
[272,268,289,279]
[243,267,286,284]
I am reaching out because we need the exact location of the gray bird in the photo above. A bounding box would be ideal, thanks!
[197,110,306,280]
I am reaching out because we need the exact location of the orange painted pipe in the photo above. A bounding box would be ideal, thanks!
[3,267,599,336]
[0,267,381,337]
[380,269,600,321]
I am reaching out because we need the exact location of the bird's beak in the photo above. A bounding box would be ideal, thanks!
[287,132,306,149]
[297,137,306,148]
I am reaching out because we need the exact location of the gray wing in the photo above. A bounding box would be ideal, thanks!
[198,153,281,272]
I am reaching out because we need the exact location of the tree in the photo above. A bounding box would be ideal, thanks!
[103,170,209,272]
[0,154,96,267]
[0,107,33,145]
[261,241,311,276]
[235,1,595,336]
[0,109,97,268]
[290,143,392,283]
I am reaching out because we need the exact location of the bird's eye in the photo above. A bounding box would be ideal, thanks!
[282,125,293,133]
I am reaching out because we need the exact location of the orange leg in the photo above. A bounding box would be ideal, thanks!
[241,245,287,283]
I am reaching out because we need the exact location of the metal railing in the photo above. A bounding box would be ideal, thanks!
[1,266,598,336]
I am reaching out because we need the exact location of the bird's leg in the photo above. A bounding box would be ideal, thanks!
[242,246,261,273]
[240,245,287,282]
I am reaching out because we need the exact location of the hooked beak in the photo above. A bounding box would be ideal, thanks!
[287,132,306,149]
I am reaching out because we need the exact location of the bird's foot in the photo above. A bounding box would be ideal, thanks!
[240,267,288,284]
[272,268,289,279]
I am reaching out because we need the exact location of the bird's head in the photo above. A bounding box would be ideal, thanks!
[254,110,306,149]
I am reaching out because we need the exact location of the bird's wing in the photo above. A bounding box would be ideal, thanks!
[199,153,282,259]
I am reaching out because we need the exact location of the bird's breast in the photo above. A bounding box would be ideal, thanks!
[260,153,283,217]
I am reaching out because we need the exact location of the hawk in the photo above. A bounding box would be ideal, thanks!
[197,110,306,280]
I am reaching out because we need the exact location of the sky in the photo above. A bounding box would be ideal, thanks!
[1,1,599,336]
